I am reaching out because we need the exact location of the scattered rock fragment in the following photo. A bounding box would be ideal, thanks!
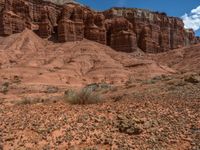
[114,115,143,135]
[184,74,200,84]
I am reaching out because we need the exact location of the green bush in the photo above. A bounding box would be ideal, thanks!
[64,88,101,105]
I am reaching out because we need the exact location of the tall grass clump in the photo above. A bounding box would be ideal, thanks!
[64,87,101,105]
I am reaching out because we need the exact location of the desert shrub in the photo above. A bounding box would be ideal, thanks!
[184,74,200,84]
[17,97,32,105]
[13,75,21,84]
[45,86,59,93]
[125,76,135,86]
[167,79,186,87]
[64,87,101,105]
[17,97,46,105]
[84,83,111,92]
[0,82,9,94]
[142,75,171,85]
[142,79,157,84]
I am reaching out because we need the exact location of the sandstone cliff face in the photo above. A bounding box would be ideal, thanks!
[0,0,198,53]
[104,8,197,53]
[44,0,75,5]
[57,4,85,42]
[105,17,137,52]
[0,0,60,36]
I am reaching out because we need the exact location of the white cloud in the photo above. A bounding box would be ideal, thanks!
[191,6,200,14]
[117,0,126,7]
[182,6,200,31]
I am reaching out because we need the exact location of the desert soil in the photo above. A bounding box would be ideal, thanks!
[0,30,199,150]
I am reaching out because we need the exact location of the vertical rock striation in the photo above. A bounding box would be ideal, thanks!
[104,8,198,53]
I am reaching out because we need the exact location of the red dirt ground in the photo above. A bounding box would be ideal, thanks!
[0,30,199,149]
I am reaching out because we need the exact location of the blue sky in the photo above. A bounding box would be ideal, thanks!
[77,0,200,36]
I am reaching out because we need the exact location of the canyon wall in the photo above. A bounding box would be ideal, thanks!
[104,8,198,53]
[0,0,198,53]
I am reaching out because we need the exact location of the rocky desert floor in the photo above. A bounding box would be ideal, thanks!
[0,30,200,150]
[0,73,200,150]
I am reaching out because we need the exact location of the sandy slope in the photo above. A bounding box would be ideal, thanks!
[152,44,200,73]
[0,29,174,87]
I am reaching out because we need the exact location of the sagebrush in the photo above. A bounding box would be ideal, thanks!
[64,88,101,105]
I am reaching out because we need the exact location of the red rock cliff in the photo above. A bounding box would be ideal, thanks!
[0,0,198,53]
[104,8,198,53]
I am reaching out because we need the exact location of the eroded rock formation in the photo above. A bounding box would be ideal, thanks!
[0,0,198,53]
[84,13,106,45]
[105,17,137,52]
[104,8,198,53]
